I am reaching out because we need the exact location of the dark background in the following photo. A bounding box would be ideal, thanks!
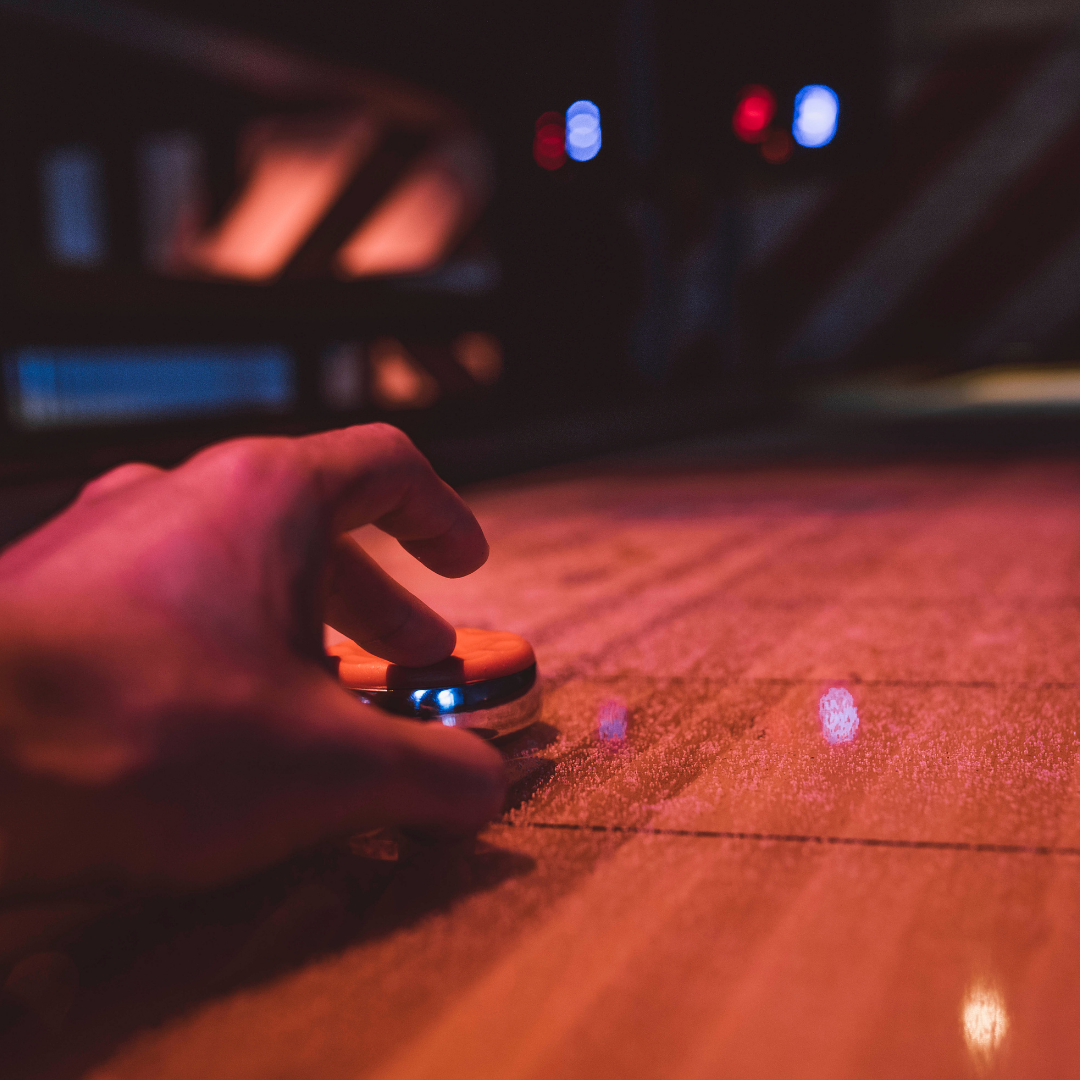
[1,0,1079,536]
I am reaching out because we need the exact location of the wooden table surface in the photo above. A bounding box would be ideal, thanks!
[10,438,1080,1078]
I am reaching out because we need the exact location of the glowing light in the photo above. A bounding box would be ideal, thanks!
[819,687,859,744]
[437,689,457,709]
[189,113,376,280]
[336,161,469,277]
[452,332,503,385]
[733,85,776,144]
[598,698,629,743]
[5,345,293,429]
[565,100,602,162]
[138,131,206,274]
[41,145,108,267]
[369,338,440,410]
[533,112,566,170]
[793,85,839,148]
[319,342,365,411]
[962,985,1009,1066]
[761,130,794,165]
[441,716,457,727]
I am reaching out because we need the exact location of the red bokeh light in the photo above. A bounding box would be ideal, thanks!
[732,85,776,144]
[761,129,794,164]
[533,112,566,170]
[535,111,562,133]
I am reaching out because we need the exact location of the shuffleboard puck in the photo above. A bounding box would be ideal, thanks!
[328,628,540,739]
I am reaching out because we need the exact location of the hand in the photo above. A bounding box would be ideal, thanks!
[0,424,506,917]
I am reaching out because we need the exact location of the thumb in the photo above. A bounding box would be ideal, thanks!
[153,675,509,888]
[302,678,509,833]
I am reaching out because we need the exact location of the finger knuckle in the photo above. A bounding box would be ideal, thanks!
[369,424,432,480]
[193,437,307,491]
[77,462,159,502]
[365,422,417,456]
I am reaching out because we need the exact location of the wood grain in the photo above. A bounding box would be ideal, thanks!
[16,449,1080,1079]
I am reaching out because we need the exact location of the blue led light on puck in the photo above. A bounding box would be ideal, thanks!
[331,627,542,739]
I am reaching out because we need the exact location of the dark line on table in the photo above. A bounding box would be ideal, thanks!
[544,673,1080,693]
[500,820,1080,856]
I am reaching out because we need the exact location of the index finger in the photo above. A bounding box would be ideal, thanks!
[297,423,488,578]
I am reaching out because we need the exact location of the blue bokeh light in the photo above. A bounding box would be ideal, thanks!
[40,145,108,266]
[5,344,294,428]
[565,100,602,162]
[793,85,839,148]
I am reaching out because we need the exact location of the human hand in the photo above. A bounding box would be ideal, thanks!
[0,424,506,917]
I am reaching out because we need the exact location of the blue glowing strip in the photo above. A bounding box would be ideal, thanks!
[5,345,296,428]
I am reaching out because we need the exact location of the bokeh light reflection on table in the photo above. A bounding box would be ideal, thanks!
[818,687,859,745]
[597,698,629,744]
[962,983,1009,1070]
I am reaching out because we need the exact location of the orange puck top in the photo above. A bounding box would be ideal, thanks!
[330,627,535,692]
